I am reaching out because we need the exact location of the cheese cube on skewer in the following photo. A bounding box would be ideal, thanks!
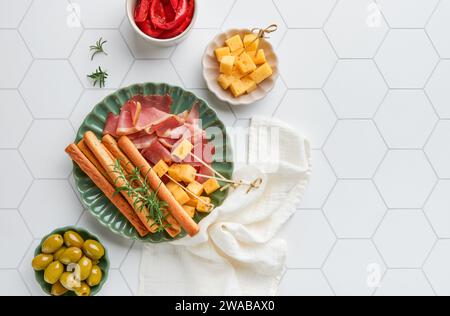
[203,178,221,195]
[186,198,198,207]
[182,205,196,218]
[187,181,204,197]
[166,182,190,205]
[197,196,212,213]
[168,164,184,182]
[153,160,169,178]
[253,49,266,65]
[243,34,259,51]
[172,139,193,160]
[179,164,197,183]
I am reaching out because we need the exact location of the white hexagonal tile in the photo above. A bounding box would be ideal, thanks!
[99,270,132,296]
[324,0,388,58]
[70,30,133,89]
[20,120,75,179]
[20,180,83,238]
[279,211,335,268]
[19,0,83,58]
[20,60,82,119]
[323,240,386,296]
[0,30,32,88]
[0,210,32,268]
[279,29,337,88]
[278,270,334,296]
[274,0,336,28]
[172,29,219,89]
[424,240,450,296]
[426,0,450,58]
[70,89,115,130]
[374,210,436,268]
[0,91,32,148]
[375,270,434,296]
[78,212,133,269]
[231,79,287,120]
[0,0,32,28]
[299,150,336,209]
[68,0,125,28]
[374,151,437,208]
[19,240,46,296]
[122,60,182,87]
[274,90,336,148]
[0,270,30,296]
[119,18,175,59]
[196,0,235,28]
[425,121,450,178]
[375,30,439,88]
[0,151,32,209]
[324,180,386,238]
[324,60,387,119]
[190,89,236,127]
[120,242,142,295]
[377,0,439,28]
[426,61,450,118]
[324,120,387,179]
[222,0,287,48]
[375,90,438,148]
[425,181,450,238]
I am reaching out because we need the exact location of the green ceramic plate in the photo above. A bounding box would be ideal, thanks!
[73,83,234,243]
[34,226,109,296]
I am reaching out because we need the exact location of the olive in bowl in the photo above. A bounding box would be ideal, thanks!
[32,226,109,296]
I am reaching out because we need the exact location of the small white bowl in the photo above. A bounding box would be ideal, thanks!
[202,29,279,106]
[126,0,197,47]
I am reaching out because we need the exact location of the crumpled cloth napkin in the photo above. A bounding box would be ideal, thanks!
[139,116,312,296]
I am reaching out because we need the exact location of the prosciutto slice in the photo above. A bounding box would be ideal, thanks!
[116,111,139,136]
[130,95,172,113]
[159,138,178,149]
[128,131,157,149]
[142,140,172,165]
[103,113,119,137]
[135,107,173,131]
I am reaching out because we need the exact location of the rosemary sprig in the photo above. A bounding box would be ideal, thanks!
[90,37,108,60]
[112,160,169,232]
[87,66,108,88]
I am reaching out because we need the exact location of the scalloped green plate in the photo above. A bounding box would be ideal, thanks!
[73,83,234,243]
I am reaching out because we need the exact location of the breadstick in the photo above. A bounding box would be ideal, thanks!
[77,139,110,181]
[65,144,149,237]
[102,134,181,238]
[118,136,200,237]
[83,131,158,234]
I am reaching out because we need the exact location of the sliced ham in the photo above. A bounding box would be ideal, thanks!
[186,101,200,125]
[128,131,157,150]
[103,113,119,137]
[195,164,214,184]
[160,125,190,139]
[116,111,139,136]
[159,137,178,149]
[135,107,173,132]
[151,116,184,137]
[131,95,172,113]
[142,140,172,165]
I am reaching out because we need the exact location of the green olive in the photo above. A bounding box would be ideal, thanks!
[51,281,68,296]
[87,265,102,287]
[53,246,66,261]
[31,254,53,271]
[78,256,93,281]
[59,272,81,291]
[44,261,64,285]
[82,240,105,261]
[59,247,83,265]
[41,234,64,254]
[74,282,91,296]
[64,231,84,248]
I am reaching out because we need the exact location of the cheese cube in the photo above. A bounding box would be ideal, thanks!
[166,182,190,205]
[214,47,231,62]
[203,178,220,195]
[168,164,183,182]
[152,160,169,178]
[230,80,247,98]
[217,74,235,90]
[220,56,235,75]
[197,196,212,213]
[187,181,204,197]
[231,48,245,57]
[246,50,257,59]
[243,34,259,51]
[231,67,246,79]
[237,52,257,75]
[249,63,273,84]
[179,164,197,183]
[253,49,266,65]
[182,205,196,218]
[241,77,257,94]
[186,198,198,207]
[172,139,193,160]
[225,34,244,52]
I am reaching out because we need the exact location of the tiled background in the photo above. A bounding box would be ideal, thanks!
[0,0,449,296]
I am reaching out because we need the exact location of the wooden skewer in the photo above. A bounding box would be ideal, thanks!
[164,174,215,208]
[189,152,228,181]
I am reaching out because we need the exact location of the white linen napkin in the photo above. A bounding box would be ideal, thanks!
[138,116,312,296]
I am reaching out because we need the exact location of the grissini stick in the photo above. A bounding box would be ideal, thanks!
[83,131,158,234]
[77,139,110,181]
[65,143,149,237]
[118,135,200,237]
[102,134,181,238]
